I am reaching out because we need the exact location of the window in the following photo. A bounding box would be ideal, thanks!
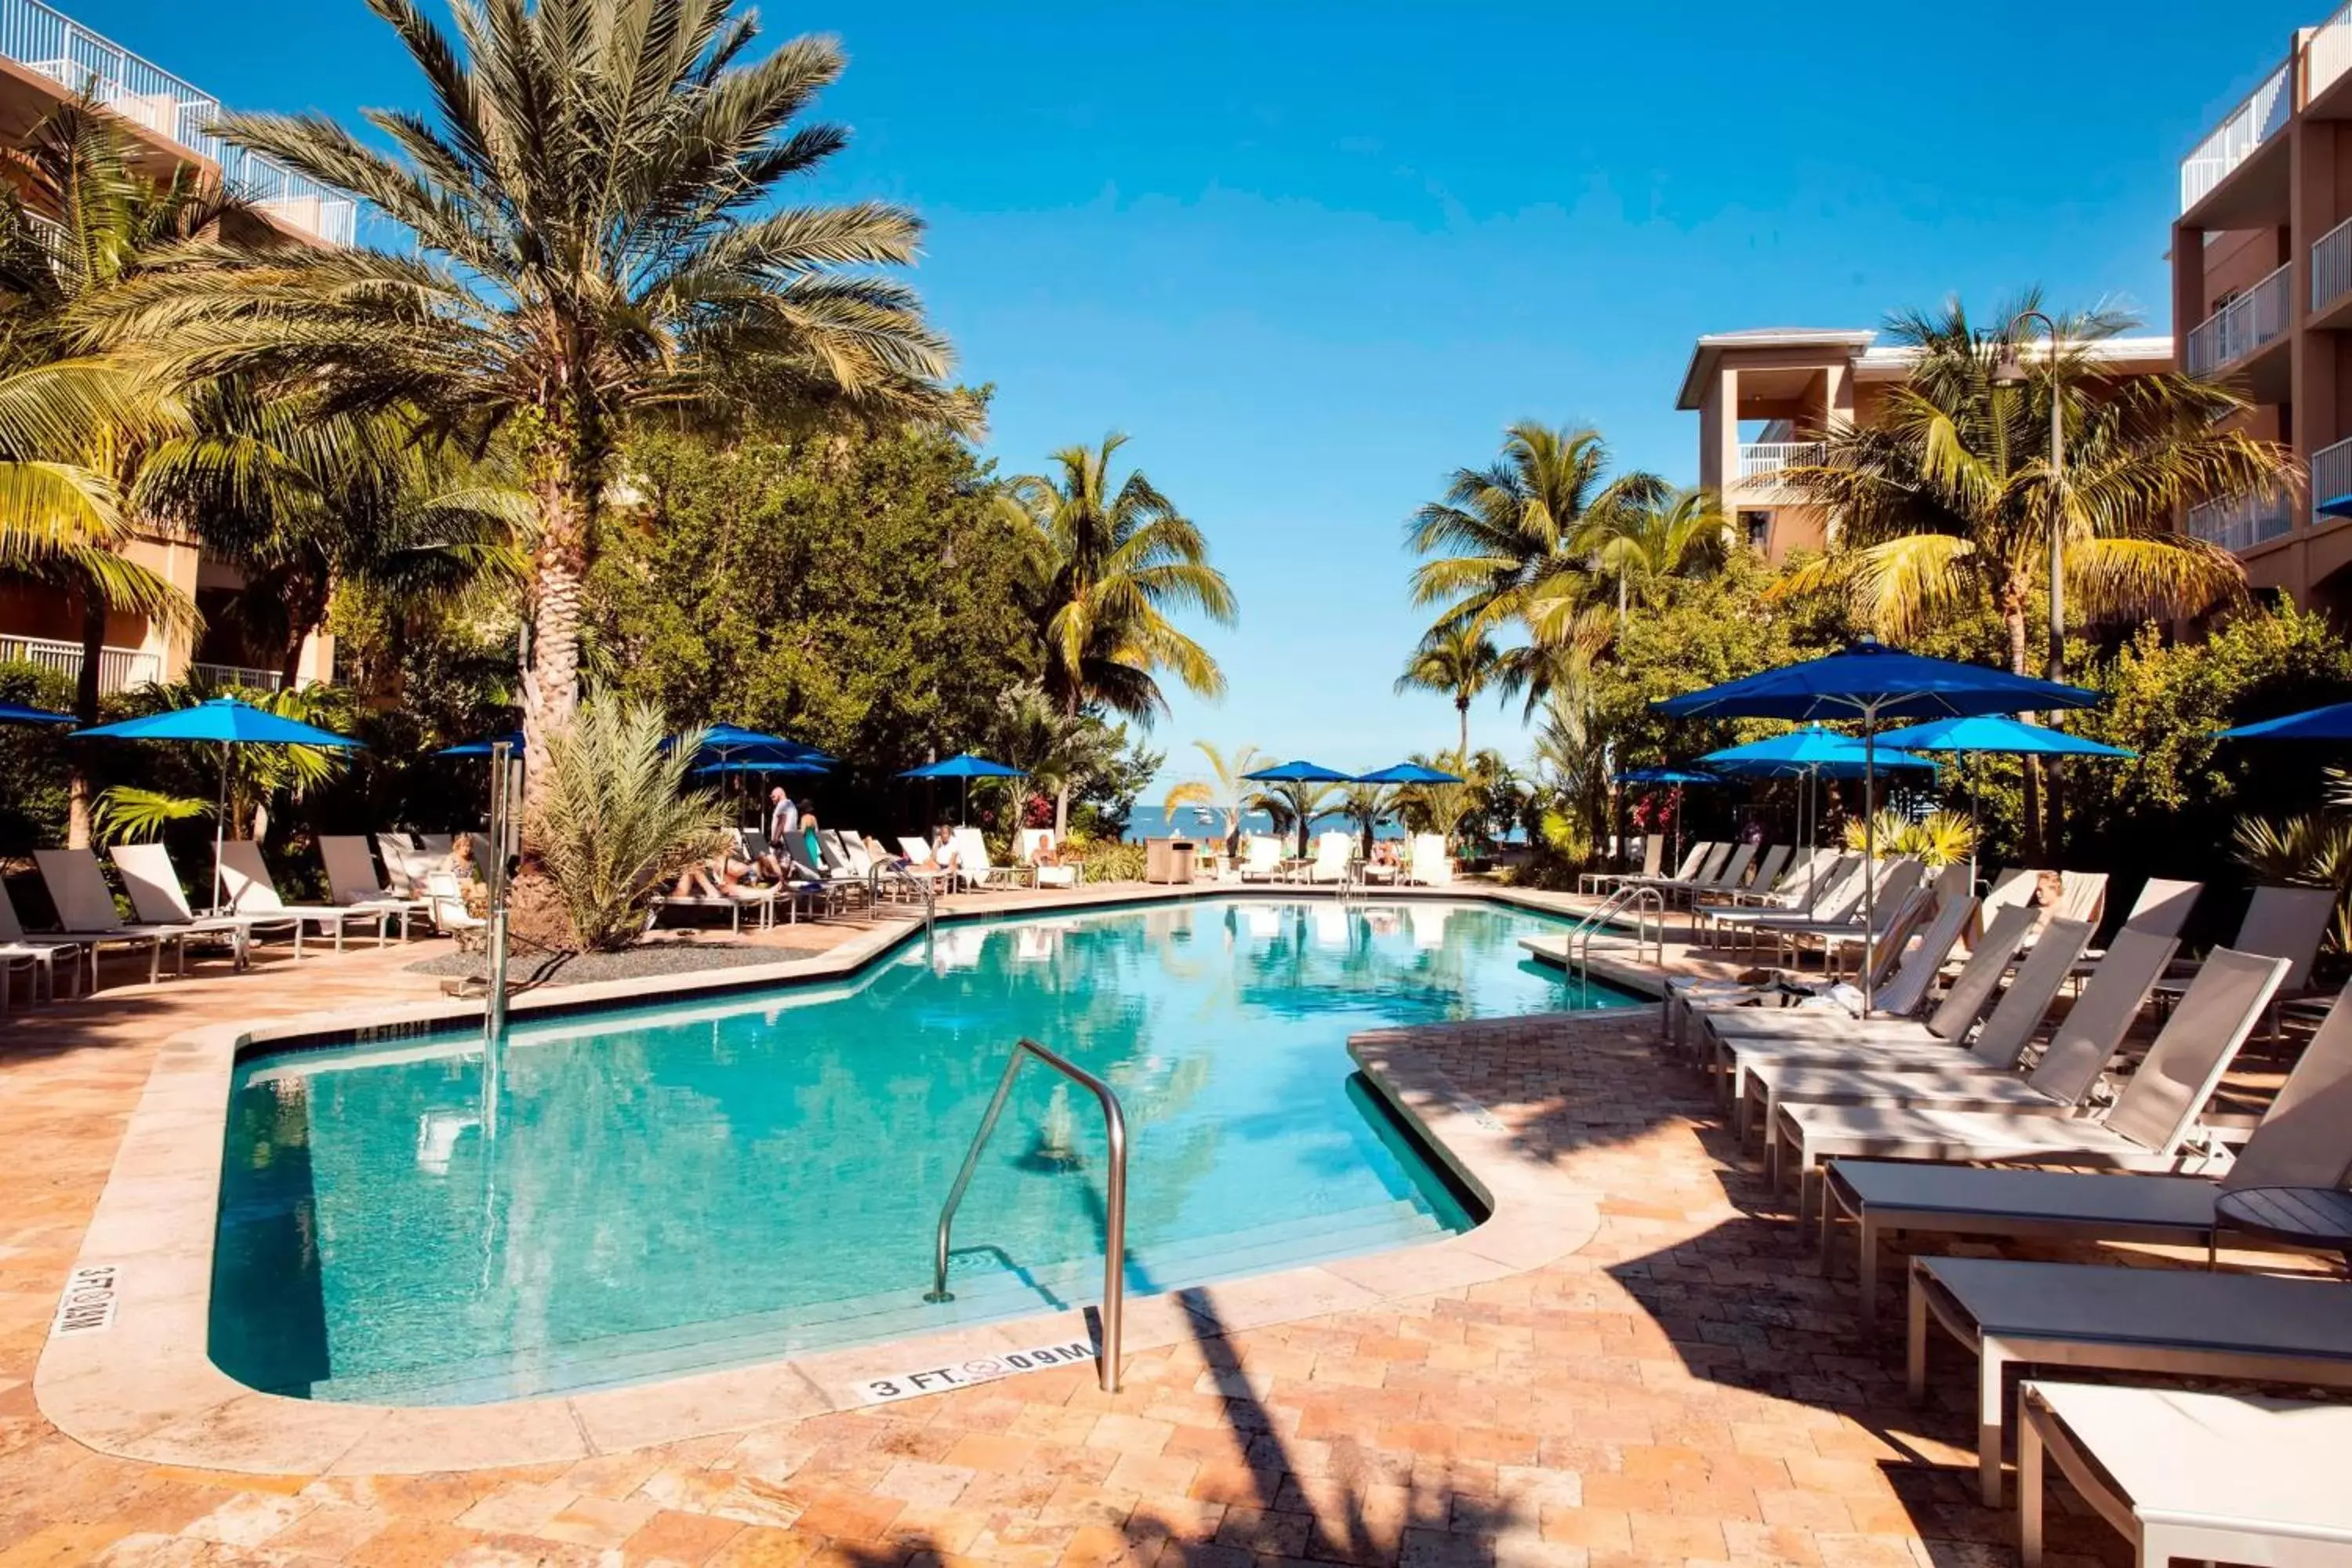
[1740,510,1772,552]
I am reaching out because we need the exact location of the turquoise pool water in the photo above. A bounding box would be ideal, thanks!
[212,898,1638,1404]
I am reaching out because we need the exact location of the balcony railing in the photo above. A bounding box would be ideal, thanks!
[2187,490,2296,552]
[0,633,160,691]
[2317,0,2352,103]
[189,660,284,691]
[2318,216,2352,316]
[2187,262,2292,375]
[2181,60,2292,212]
[0,0,355,245]
[2315,436,2352,518]
[1736,441,1824,481]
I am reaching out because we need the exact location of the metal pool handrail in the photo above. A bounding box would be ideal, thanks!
[868,859,936,946]
[1570,884,1664,984]
[927,1036,1128,1392]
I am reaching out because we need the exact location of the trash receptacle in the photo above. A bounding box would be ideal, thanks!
[1145,837,1196,884]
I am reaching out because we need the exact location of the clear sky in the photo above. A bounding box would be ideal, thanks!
[67,0,2319,796]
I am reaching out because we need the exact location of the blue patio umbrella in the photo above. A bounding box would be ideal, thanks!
[693,723,835,764]
[1659,641,2100,1008]
[74,698,362,913]
[1243,760,1356,855]
[898,752,1025,825]
[0,699,74,725]
[1700,729,1933,895]
[1354,761,1464,785]
[691,758,830,775]
[1876,714,2137,886]
[2215,700,2352,740]
[434,730,524,757]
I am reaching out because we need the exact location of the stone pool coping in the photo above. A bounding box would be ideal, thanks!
[34,884,1658,1475]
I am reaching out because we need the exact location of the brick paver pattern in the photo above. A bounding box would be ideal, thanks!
[0,909,2141,1568]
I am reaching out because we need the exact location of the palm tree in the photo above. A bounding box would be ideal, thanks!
[81,0,960,794]
[1393,624,1500,759]
[1580,485,1731,619]
[1777,294,2292,851]
[1404,420,1667,706]
[1339,782,1395,857]
[1160,740,1269,852]
[1003,434,1237,831]
[0,103,240,844]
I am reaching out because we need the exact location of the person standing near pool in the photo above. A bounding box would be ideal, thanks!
[769,788,798,843]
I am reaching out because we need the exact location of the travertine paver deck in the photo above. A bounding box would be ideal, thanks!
[0,884,2149,1567]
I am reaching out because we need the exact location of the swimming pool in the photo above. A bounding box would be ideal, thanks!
[212,898,1639,1404]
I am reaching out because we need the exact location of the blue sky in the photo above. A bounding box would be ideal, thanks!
[73,0,2318,796]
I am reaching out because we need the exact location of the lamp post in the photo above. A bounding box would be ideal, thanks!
[1993,310,2067,855]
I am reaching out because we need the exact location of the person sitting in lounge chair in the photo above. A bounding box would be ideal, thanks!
[922,823,963,880]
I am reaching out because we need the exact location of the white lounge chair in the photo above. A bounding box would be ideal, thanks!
[1779,944,2286,1227]
[1236,836,1284,883]
[0,873,103,995]
[421,870,486,945]
[32,848,212,983]
[1579,835,1664,896]
[1404,833,1452,887]
[318,836,428,938]
[111,843,297,960]
[2016,1381,2352,1567]
[1018,828,1083,888]
[1297,831,1353,886]
[953,827,1035,891]
[1823,975,2352,1326]
[218,840,391,950]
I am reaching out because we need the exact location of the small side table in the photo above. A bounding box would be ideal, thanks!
[2215,1185,2352,1271]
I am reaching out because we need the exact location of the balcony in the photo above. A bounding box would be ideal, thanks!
[0,633,160,691]
[1735,441,1824,482]
[2187,490,2296,552]
[0,0,356,245]
[2318,0,2352,104]
[2187,262,2292,375]
[2315,436,2352,519]
[2318,216,2352,319]
[189,660,284,691]
[2181,60,2291,212]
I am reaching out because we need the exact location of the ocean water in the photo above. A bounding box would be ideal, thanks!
[210,898,1638,1405]
[1123,806,1392,844]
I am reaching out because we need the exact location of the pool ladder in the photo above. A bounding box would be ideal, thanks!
[1567,884,1666,984]
[869,861,938,947]
[927,1037,1129,1392]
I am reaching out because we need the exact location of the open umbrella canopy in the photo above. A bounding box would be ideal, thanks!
[2216,701,2352,741]
[692,758,830,775]
[1655,640,2100,724]
[695,724,833,762]
[1354,761,1463,785]
[75,697,361,749]
[1613,767,1719,786]
[898,753,1024,779]
[0,699,74,725]
[1242,759,1354,783]
[1876,714,2135,757]
[434,730,524,757]
[1699,726,1934,775]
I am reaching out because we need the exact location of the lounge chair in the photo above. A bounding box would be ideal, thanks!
[33,848,217,983]
[1704,856,1873,952]
[1692,850,1849,936]
[895,837,962,895]
[0,873,111,995]
[2054,869,2109,926]
[1404,833,1452,887]
[1296,831,1354,886]
[953,827,1036,891]
[1772,858,1927,973]
[1619,841,1710,897]
[416,833,456,857]
[111,843,299,960]
[421,871,486,946]
[1822,976,2352,1326]
[648,879,782,931]
[318,836,429,938]
[1636,841,1736,906]
[1018,828,1083,888]
[1579,835,1664,896]
[0,942,56,1014]
[2152,883,2336,1012]
[1758,926,2179,1179]
[1908,1254,2352,1505]
[1731,844,1790,902]
[784,837,865,913]
[1236,835,1284,883]
[1678,841,1758,906]
[218,840,392,950]
[1776,944,2285,1227]
[1701,905,2059,1121]
[2015,1381,2352,1567]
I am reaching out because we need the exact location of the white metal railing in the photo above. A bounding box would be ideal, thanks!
[2316,0,2352,103]
[2181,60,2292,212]
[2318,216,2352,314]
[2314,436,2352,517]
[0,633,160,691]
[0,0,355,245]
[2187,262,2292,374]
[1736,441,1824,481]
[2187,490,2296,551]
[189,660,284,690]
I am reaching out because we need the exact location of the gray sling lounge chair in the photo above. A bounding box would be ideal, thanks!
[2151,883,2336,1014]
[1821,976,2352,1326]
[1908,1254,2352,1505]
[1777,945,2288,1228]
[318,836,428,938]
[111,843,296,960]
[32,848,212,982]
[0,877,97,994]
[1580,835,1664,896]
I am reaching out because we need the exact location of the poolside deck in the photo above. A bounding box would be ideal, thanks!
[0,884,2166,1567]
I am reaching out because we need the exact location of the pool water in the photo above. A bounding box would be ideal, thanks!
[212,898,1639,1404]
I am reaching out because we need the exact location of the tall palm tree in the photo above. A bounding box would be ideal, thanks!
[81,0,960,794]
[1003,434,1237,830]
[0,103,238,844]
[1579,485,1731,619]
[1404,420,1666,706]
[1777,294,2292,851]
[1394,623,1500,759]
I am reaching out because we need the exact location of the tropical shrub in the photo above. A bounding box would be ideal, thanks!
[524,698,730,952]
[1064,833,1145,884]
[1842,808,1976,868]
[0,660,72,855]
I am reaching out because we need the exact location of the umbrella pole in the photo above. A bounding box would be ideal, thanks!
[1861,719,1878,1014]
[212,746,229,916]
